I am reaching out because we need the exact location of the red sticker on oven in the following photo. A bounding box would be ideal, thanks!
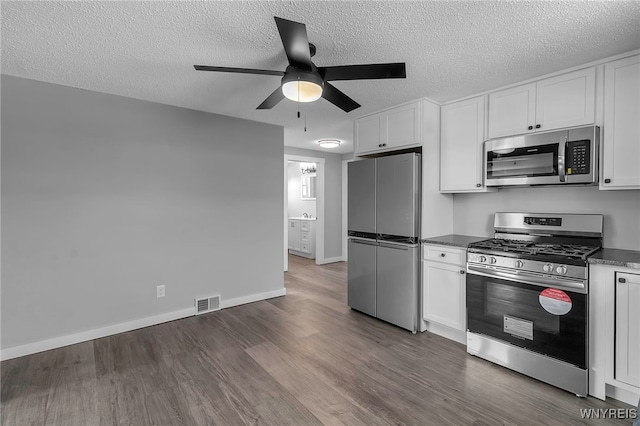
[539,288,572,315]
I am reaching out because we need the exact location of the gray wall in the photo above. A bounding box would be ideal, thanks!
[284,146,343,259]
[1,75,284,349]
[453,186,640,250]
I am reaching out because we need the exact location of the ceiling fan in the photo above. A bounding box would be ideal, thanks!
[194,17,406,113]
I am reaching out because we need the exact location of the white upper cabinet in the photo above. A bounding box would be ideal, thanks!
[354,100,421,156]
[601,54,640,190]
[488,83,536,139]
[354,114,384,154]
[488,67,596,139]
[440,95,489,192]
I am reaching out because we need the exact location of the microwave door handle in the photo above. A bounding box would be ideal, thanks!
[558,137,567,182]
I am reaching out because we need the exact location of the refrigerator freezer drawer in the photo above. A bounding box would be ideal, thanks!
[347,238,377,317]
[376,243,419,331]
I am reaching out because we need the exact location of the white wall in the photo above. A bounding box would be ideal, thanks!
[287,162,316,218]
[284,146,343,260]
[453,186,640,249]
[1,75,285,351]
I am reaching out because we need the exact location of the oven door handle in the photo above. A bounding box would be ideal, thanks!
[467,264,587,294]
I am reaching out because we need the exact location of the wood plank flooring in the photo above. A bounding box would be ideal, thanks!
[1,254,634,425]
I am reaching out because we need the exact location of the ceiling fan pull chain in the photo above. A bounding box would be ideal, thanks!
[304,112,307,132]
[297,79,301,118]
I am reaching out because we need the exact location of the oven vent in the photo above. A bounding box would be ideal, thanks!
[195,295,221,315]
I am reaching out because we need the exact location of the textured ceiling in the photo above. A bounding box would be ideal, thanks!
[2,1,639,154]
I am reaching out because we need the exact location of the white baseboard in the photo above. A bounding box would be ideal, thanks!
[0,287,287,361]
[220,287,286,309]
[606,383,640,406]
[425,322,467,345]
[317,256,345,265]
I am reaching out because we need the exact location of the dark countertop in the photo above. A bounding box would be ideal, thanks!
[588,248,640,270]
[421,234,488,248]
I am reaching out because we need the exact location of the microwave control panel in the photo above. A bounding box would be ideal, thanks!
[566,140,590,175]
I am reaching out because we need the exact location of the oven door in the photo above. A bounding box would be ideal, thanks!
[466,268,587,368]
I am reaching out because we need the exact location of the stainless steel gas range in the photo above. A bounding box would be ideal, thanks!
[465,212,603,397]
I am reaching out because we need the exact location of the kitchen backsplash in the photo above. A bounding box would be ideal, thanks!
[452,185,639,250]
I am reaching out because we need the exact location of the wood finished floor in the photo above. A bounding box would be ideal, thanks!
[1,254,633,425]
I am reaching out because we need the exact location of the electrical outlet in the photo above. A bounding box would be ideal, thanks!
[157,285,165,298]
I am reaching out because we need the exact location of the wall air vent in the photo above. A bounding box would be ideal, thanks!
[195,295,221,315]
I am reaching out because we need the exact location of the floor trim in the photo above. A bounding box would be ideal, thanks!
[317,256,344,265]
[0,287,287,361]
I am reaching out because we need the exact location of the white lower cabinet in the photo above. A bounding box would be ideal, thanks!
[288,219,316,259]
[615,272,640,387]
[589,263,640,406]
[422,244,467,344]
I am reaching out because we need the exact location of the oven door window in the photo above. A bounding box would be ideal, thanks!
[467,273,587,368]
[487,144,558,180]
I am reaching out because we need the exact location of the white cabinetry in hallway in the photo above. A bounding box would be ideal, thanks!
[288,218,316,259]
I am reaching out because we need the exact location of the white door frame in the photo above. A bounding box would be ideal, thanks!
[341,159,349,262]
[284,154,326,271]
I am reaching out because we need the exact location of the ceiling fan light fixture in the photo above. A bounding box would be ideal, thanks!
[316,139,341,149]
[281,68,324,102]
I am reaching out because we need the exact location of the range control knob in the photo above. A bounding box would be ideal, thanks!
[515,260,524,268]
[543,263,554,273]
[479,255,487,263]
[489,257,497,264]
[556,265,567,275]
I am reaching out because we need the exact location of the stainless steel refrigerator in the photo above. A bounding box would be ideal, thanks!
[347,152,420,332]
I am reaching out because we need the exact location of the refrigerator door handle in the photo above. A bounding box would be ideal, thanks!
[350,238,379,246]
[378,241,417,250]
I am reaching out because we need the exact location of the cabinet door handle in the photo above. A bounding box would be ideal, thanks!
[605,178,611,183]
[619,278,627,283]
[383,143,387,147]
[440,253,446,257]
[378,144,382,147]
[535,124,541,129]
[476,183,481,188]
[528,125,533,130]
[460,270,465,275]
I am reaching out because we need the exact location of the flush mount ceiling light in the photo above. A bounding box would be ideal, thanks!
[317,139,341,149]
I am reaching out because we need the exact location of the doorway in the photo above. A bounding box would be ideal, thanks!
[284,155,325,272]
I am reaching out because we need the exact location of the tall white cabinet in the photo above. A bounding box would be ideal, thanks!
[440,96,489,193]
[601,54,640,190]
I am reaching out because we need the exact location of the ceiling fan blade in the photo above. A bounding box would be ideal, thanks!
[194,65,284,77]
[321,82,360,112]
[274,17,312,71]
[257,86,285,109]
[318,63,406,81]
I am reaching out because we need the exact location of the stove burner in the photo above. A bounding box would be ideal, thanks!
[469,238,600,259]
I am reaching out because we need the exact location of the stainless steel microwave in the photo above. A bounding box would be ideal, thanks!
[484,125,599,187]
